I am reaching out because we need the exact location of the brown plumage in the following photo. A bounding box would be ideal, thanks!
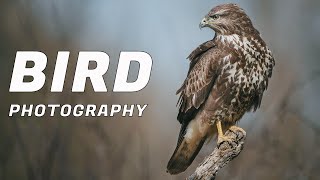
[167,3,275,174]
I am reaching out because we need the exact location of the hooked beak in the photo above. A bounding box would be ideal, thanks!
[199,17,208,29]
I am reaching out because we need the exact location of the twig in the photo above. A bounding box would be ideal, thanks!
[188,128,246,180]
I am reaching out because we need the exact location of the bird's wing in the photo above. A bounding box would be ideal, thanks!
[176,40,222,124]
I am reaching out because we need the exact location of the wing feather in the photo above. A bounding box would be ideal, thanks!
[177,40,222,124]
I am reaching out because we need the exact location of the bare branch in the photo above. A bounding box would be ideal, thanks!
[188,129,246,180]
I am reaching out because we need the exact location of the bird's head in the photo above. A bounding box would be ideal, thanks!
[199,3,257,35]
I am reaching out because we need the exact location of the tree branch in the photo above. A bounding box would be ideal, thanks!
[188,128,246,180]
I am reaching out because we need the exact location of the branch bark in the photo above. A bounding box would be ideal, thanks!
[188,128,246,180]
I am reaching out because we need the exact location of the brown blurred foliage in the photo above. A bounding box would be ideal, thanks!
[0,0,320,180]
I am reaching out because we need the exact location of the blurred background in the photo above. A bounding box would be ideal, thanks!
[1,0,320,179]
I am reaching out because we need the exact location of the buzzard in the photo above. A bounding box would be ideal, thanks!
[167,3,275,174]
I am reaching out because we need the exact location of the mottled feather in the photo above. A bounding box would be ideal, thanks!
[176,41,221,124]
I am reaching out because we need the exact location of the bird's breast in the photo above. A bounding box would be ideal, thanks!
[217,34,273,94]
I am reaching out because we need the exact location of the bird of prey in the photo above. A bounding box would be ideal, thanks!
[167,3,275,174]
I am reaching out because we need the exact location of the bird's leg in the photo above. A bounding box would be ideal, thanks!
[216,120,224,138]
[216,120,233,146]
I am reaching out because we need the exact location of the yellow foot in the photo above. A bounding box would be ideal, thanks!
[229,125,246,135]
[217,135,234,147]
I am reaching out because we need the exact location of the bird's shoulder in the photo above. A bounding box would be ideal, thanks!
[187,39,216,62]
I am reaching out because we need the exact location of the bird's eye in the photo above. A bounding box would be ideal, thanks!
[211,14,220,20]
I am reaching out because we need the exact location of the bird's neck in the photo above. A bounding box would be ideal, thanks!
[214,34,242,46]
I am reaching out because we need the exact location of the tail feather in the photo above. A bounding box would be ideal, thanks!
[167,121,208,174]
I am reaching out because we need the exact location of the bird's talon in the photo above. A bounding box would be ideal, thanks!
[217,136,234,148]
[228,126,246,135]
